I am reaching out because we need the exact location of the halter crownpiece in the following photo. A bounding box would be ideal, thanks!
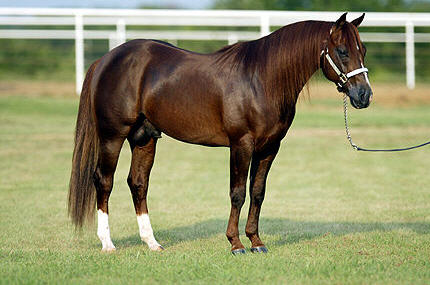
[321,48,368,89]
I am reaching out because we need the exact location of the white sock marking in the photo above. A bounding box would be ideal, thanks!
[97,210,115,251]
[137,214,162,251]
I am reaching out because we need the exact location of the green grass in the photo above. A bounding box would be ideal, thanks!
[0,94,429,284]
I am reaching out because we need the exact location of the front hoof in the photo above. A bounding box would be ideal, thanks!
[231,248,246,255]
[250,246,268,253]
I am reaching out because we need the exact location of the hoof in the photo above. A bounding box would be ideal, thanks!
[156,245,165,251]
[231,248,246,255]
[250,246,268,253]
[101,247,116,253]
[149,245,165,252]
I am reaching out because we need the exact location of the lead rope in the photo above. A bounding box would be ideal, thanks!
[343,94,430,152]
[343,94,359,150]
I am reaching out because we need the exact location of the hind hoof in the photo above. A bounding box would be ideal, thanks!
[148,244,165,251]
[101,247,116,253]
[231,248,246,255]
[250,246,268,253]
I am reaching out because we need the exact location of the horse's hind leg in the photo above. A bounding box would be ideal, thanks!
[94,137,125,252]
[127,125,163,251]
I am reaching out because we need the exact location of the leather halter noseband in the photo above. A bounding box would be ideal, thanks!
[321,47,369,90]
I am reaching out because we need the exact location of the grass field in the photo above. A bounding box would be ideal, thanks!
[0,81,429,284]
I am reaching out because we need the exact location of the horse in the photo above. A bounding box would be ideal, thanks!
[68,12,372,254]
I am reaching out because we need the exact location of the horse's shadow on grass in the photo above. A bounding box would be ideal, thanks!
[115,218,430,248]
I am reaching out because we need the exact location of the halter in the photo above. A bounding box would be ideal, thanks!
[321,47,369,90]
[321,44,429,152]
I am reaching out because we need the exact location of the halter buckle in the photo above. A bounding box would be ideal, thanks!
[339,73,348,85]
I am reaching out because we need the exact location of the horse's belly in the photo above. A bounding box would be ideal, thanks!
[143,95,229,147]
[160,119,229,146]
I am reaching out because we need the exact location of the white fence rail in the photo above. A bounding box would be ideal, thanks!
[1,8,430,93]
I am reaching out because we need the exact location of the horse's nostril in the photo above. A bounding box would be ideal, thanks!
[359,89,366,102]
[358,87,371,105]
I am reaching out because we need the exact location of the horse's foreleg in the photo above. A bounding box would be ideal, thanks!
[245,142,280,253]
[226,136,254,254]
[127,137,163,251]
[94,137,125,252]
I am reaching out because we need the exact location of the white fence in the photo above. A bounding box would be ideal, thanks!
[1,8,430,93]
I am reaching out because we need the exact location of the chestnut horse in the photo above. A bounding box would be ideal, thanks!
[68,13,372,254]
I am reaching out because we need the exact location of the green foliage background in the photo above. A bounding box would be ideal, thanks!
[214,0,430,12]
[1,0,430,83]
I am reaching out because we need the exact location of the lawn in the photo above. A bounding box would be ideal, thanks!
[0,82,429,284]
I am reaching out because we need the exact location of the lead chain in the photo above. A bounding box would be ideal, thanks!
[343,94,359,151]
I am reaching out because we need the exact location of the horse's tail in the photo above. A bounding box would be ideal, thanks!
[68,61,100,228]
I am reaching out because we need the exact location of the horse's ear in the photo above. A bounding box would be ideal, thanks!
[330,12,347,43]
[334,12,348,30]
[351,13,365,27]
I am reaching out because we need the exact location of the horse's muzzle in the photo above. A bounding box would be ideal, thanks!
[347,85,372,109]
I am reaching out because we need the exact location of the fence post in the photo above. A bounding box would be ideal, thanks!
[116,19,126,46]
[109,33,116,50]
[228,33,238,45]
[75,13,84,95]
[260,15,270,38]
[406,21,415,89]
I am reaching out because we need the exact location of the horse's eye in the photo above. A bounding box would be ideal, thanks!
[336,47,349,58]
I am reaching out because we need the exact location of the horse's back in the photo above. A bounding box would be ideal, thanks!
[90,39,231,146]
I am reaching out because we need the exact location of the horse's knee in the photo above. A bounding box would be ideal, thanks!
[252,190,265,205]
[250,180,266,205]
[230,186,245,208]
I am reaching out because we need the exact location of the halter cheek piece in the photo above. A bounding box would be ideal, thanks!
[321,47,368,91]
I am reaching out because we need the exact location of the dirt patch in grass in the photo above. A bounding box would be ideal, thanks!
[0,80,76,99]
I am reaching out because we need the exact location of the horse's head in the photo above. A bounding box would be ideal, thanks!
[321,13,372,109]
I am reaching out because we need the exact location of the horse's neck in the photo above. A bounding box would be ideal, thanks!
[264,23,328,113]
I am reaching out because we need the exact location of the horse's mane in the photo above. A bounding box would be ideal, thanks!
[214,20,333,113]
